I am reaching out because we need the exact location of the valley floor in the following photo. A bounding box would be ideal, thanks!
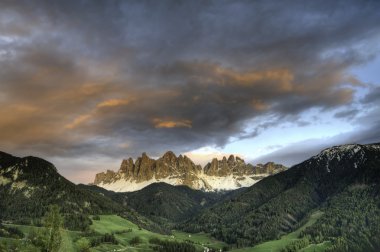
[90,215,228,252]
[0,211,332,252]
[0,215,227,252]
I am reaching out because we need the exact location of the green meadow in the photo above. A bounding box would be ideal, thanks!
[90,215,227,251]
[230,211,331,252]
[0,213,331,252]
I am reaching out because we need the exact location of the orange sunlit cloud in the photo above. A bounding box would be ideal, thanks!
[251,99,268,111]
[153,118,192,129]
[65,114,92,129]
[219,68,294,87]
[97,98,133,108]
[64,98,133,130]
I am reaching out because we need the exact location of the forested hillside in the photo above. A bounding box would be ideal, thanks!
[81,181,248,229]
[0,152,164,233]
[181,144,380,251]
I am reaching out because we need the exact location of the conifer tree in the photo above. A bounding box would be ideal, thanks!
[44,205,63,252]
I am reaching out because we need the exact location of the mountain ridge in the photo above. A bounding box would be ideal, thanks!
[93,151,287,192]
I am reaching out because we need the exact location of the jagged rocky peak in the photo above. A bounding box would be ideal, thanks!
[93,150,287,192]
[203,155,252,176]
[98,151,202,184]
[120,158,134,175]
[94,169,116,184]
[156,151,177,171]
[162,150,176,160]
[256,162,287,175]
[132,152,155,182]
[203,158,220,176]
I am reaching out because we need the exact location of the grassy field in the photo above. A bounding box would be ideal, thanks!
[172,230,227,250]
[90,214,167,251]
[91,215,140,233]
[1,213,329,252]
[59,229,79,252]
[231,211,330,252]
[1,223,79,252]
[0,215,226,252]
[90,215,227,252]
[4,223,44,233]
[301,241,332,252]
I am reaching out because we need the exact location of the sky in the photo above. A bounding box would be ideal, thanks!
[1,0,380,183]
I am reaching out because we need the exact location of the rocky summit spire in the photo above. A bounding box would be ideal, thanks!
[162,151,176,159]
[228,155,235,163]
[119,158,134,176]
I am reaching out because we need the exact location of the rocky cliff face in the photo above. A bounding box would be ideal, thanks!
[94,151,286,192]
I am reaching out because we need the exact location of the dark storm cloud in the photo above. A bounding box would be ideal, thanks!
[254,86,380,166]
[334,109,360,120]
[363,86,380,104]
[0,0,379,163]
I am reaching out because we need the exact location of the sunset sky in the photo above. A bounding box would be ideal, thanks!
[1,0,380,183]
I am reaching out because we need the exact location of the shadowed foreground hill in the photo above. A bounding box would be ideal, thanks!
[0,151,166,233]
[121,182,224,223]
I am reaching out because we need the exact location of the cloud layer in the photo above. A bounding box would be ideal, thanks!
[0,0,379,181]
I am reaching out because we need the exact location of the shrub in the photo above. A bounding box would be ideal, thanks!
[76,237,91,252]
[130,236,142,246]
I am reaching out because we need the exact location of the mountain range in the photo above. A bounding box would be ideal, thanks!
[93,151,287,192]
[1,143,380,251]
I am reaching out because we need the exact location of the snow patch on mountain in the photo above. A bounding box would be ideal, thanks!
[97,174,264,192]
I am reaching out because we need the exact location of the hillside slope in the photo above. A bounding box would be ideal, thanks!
[181,143,380,251]
[0,151,165,233]
[79,182,240,228]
